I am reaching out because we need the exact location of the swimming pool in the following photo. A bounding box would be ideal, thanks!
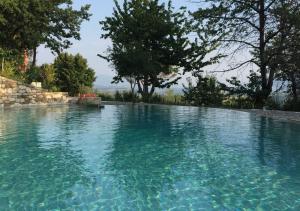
[0,105,299,210]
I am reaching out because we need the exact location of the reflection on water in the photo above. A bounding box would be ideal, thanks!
[0,105,300,210]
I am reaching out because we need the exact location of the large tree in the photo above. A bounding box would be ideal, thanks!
[268,1,300,102]
[0,0,90,67]
[193,0,297,106]
[100,0,220,101]
[53,53,96,96]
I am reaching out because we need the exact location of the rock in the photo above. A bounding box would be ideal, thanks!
[0,76,70,107]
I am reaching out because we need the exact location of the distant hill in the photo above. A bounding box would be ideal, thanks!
[94,74,183,94]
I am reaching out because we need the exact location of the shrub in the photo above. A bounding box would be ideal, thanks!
[222,96,255,109]
[97,92,114,101]
[114,91,122,101]
[183,75,224,107]
[284,99,300,111]
[149,94,164,104]
[26,66,42,83]
[54,53,96,96]
[121,91,139,102]
[265,97,281,110]
[79,86,93,95]
[1,60,22,80]
[40,64,56,89]
[26,64,57,91]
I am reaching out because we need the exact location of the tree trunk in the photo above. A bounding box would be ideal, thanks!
[259,0,269,105]
[130,82,134,95]
[255,95,266,109]
[290,72,298,102]
[32,47,37,68]
[20,49,29,72]
[129,79,137,101]
[137,78,155,102]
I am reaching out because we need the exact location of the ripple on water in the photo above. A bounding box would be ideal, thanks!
[0,105,299,210]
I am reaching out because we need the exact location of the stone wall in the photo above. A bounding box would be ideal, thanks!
[0,76,71,107]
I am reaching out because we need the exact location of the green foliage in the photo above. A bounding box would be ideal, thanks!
[40,64,56,90]
[141,91,182,105]
[100,0,220,102]
[0,0,90,54]
[114,91,123,101]
[1,52,96,95]
[0,48,23,74]
[265,97,281,110]
[79,86,94,95]
[222,96,255,109]
[149,94,164,104]
[97,92,115,101]
[284,99,300,111]
[267,1,300,102]
[162,89,182,104]
[54,53,96,96]
[225,71,264,107]
[192,0,299,103]
[183,74,224,106]
[121,91,139,102]
[0,60,24,81]
[26,66,42,82]
[112,90,139,102]
[0,48,25,80]
[96,89,184,105]
[26,64,56,89]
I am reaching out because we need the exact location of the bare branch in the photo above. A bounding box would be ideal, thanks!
[212,59,254,73]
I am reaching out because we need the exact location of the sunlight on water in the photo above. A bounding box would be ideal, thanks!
[0,105,300,210]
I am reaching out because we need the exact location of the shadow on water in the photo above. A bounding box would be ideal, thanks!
[252,116,300,177]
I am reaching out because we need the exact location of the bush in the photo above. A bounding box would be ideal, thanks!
[284,99,300,111]
[121,91,139,102]
[40,64,56,89]
[114,91,123,101]
[26,66,42,83]
[265,97,281,110]
[49,86,60,92]
[97,92,115,101]
[222,96,255,109]
[149,94,164,104]
[147,92,184,105]
[0,60,25,81]
[25,64,57,91]
[98,90,184,105]
[79,86,93,95]
[183,75,224,106]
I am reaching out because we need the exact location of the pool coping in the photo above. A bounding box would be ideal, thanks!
[234,109,300,123]
[2,100,299,124]
[102,101,300,123]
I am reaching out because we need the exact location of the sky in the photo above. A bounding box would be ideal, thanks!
[37,0,250,90]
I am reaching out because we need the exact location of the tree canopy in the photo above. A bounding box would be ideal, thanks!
[193,0,300,106]
[0,0,91,65]
[54,53,96,96]
[267,1,300,102]
[100,0,220,101]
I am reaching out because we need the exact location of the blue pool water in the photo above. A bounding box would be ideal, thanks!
[0,105,300,210]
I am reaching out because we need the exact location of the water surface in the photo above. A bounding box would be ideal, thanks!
[0,105,300,210]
